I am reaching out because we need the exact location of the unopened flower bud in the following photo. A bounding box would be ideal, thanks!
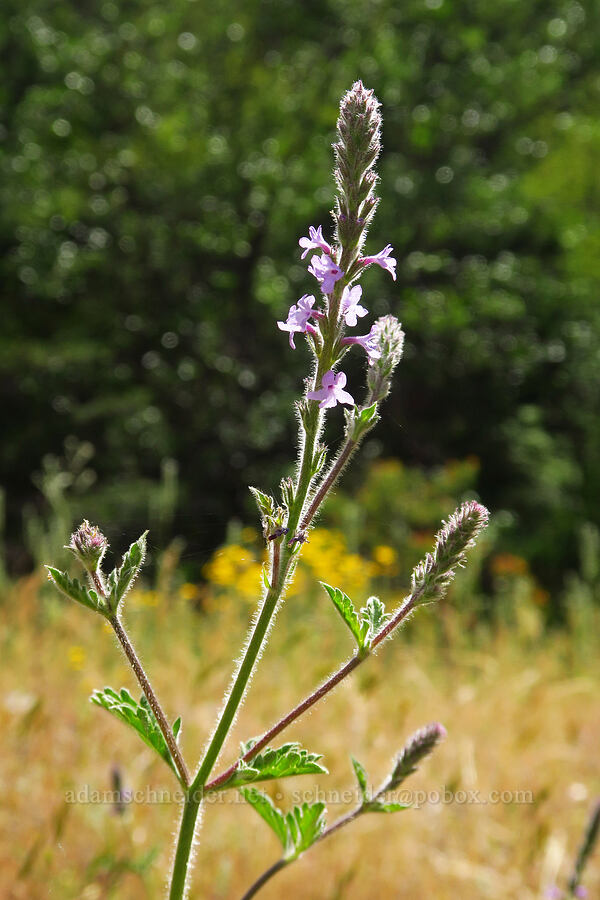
[389,722,447,789]
[333,81,382,256]
[411,501,490,604]
[366,315,405,402]
[67,520,108,571]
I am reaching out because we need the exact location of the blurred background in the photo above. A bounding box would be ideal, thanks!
[1,1,599,898]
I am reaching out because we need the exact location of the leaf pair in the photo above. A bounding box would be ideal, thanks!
[321,583,390,654]
[241,788,326,860]
[91,687,182,777]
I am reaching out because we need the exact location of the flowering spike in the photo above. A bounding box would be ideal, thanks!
[333,81,382,258]
[307,370,355,409]
[410,501,490,604]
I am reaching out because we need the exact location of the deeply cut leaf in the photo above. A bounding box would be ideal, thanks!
[359,595,390,647]
[46,567,107,616]
[241,789,326,860]
[91,686,181,777]
[223,743,327,789]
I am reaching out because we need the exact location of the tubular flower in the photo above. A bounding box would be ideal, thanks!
[307,370,355,409]
[277,295,316,349]
[299,226,332,259]
[308,254,344,295]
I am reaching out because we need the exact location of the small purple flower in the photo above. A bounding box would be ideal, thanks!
[308,254,344,295]
[299,225,332,259]
[307,370,355,409]
[342,326,382,364]
[341,284,368,327]
[361,244,397,281]
[575,888,588,899]
[277,294,316,349]
[544,888,563,900]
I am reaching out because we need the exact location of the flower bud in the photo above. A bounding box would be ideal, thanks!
[366,315,405,402]
[67,520,108,571]
[389,722,447,789]
[333,81,382,256]
[411,501,490,604]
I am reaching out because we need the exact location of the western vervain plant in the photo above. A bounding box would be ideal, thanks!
[46,82,489,899]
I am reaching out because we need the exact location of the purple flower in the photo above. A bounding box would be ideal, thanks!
[544,888,563,900]
[361,244,397,281]
[575,888,588,899]
[307,370,355,409]
[299,225,332,259]
[277,294,316,349]
[308,254,344,295]
[342,326,382,364]
[341,284,368,327]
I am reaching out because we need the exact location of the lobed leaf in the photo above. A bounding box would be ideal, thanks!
[91,686,181,777]
[241,790,327,860]
[46,566,106,616]
[224,743,327,789]
[351,756,369,802]
[359,595,390,647]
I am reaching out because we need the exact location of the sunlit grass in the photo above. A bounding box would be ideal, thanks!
[1,568,598,899]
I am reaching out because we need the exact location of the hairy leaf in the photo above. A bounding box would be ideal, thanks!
[46,566,106,616]
[106,532,147,612]
[241,789,326,860]
[351,756,369,802]
[224,743,327,789]
[91,686,181,776]
[360,595,391,646]
[320,582,366,651]
[240,788,289,849]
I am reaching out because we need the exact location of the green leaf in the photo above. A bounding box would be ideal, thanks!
[351,756,369,802]
[241,790,327,860]
[359,596,391,647]
[91,686,181,777]
[350,402,380,440]
[320,582,366,651]
[284,801,327,858]
[45,566,107,616]
[365,800,412,813]
[249,486,275,518]
[106,532,147,612]
[240,788,289,849]
[223,743,327,789]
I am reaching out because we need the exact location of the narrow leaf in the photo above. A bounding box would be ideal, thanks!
[351,756,369,802]
[365,800,411,813]
[107,532,147,612]
[320,582,365,650]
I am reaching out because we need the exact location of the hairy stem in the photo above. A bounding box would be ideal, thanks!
[109,616,190,787]
[205,593,419,793]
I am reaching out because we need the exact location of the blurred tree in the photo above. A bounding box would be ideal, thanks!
[1,0,598,603]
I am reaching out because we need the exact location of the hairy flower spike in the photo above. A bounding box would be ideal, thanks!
[333,80,382,258]
[411,501,490,604]
[389,722,447,789]
[67,520,108,571]
[366,315,405,402]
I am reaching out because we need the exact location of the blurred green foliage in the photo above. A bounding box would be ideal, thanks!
[1,0,599,604]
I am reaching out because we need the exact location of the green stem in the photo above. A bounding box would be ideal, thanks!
[169,791,202,900]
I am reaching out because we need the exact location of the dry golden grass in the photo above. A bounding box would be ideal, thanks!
[1,572,599,900]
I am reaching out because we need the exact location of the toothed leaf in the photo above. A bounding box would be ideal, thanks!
[223,743,327,789]
[106,532,147,612]
[240,788,288,849]
[320,582,366,651]
[91,686,181,777]
[359,596,391,647]
[45,566,107,616]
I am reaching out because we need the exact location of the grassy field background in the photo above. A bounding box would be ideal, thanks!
[1,547,599,900]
